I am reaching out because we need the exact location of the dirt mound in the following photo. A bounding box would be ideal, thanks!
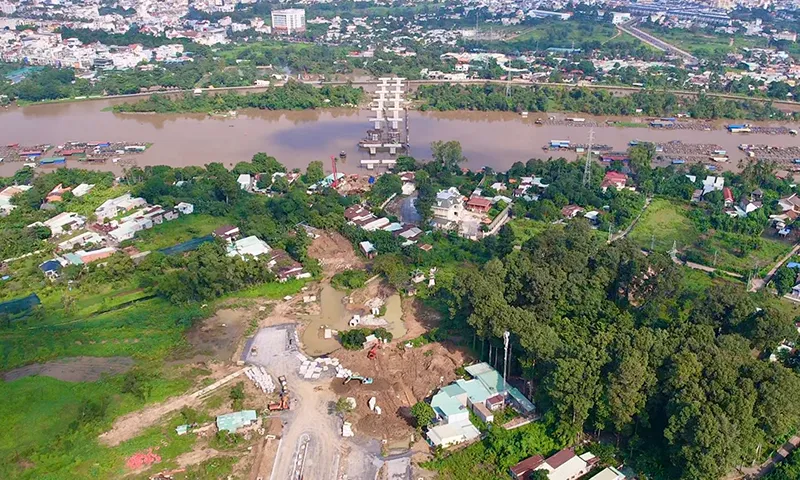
[330,342,471,441]
[308,232,364,278]
[3,356,134,382]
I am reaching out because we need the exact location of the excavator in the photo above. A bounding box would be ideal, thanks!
[343,375,373,385]
[367,343,379,360]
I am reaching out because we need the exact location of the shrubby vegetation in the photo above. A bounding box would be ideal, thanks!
[113,82,365,113]
[331,269,369,291]
[416,83,796,120]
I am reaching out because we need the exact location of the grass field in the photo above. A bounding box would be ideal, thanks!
[628,198,699,253]
[132,214,232,252]
[686,233,792,275]
[629,198,792,276]
[638,26,769,58]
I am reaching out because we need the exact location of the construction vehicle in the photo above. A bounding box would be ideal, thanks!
[344,375,373,385]
[278,375,288,393]
[367,343,379,360]
[268,393,290,411]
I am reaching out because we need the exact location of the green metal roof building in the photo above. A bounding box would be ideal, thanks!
[216,410,258,433]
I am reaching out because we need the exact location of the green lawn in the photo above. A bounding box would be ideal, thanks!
[62,185,130,218]
[628,198,699,253]
[131,214,232,252]
[638,26,769,58]
[687,233,793,275]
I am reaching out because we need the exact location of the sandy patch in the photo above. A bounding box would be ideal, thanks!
[308,231,365,278]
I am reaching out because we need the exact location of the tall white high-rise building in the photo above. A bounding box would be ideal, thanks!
[271,8,306,35]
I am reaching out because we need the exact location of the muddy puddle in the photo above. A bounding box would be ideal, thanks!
[302,287,406,357]
[3,356,134,382]
[302,285,347,356]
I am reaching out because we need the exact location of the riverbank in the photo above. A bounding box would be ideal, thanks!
[9,77,800,112]
[1,102,798,177]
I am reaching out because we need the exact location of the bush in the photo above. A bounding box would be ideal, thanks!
[340,328,370,350]
[411,401,436,428]
[340,327,392,350]
[331,269,369,291]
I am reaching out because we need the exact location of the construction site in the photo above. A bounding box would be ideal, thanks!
[359,77,410,170]
[88,231,470,480]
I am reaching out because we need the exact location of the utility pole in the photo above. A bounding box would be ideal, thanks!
[503,331,510,383]
[713,249,718,266]
[582,128,595,187]
[608,223,613,242]
[650,234,655,252]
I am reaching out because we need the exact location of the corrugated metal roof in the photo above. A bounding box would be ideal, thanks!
[216,410,257,433]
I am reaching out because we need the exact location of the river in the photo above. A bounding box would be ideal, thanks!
[1,98,798,176]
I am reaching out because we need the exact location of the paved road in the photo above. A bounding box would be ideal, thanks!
[618,21,698,64]
[670,252,744,279]
[610,197,652,243]
[749,243,800,292]
[734,436,800,478]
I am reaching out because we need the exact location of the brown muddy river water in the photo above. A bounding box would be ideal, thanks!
[1,98,798,176]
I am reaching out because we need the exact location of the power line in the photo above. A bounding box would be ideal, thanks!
[582,128,595,187]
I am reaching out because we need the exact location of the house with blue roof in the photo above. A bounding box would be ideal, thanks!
[425,362,537,449]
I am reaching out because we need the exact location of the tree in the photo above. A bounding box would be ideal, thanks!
[370,174,402,205]
[772,266,796,296]
[410,401,436,428]
[121,369,152,401]
[305,160,325,184]
[335,397,354,414]
[430,140,466,171]
[229,381,245,410]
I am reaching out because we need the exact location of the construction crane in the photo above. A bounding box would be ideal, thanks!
[330,155,339,188]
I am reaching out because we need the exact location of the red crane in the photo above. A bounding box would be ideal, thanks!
[331,155,339,188]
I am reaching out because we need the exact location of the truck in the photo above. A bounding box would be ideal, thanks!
[268,393,290,411]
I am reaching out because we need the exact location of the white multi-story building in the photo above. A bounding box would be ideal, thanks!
[271,9,306,35]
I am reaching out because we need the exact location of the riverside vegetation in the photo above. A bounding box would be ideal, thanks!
[1,143,800,478]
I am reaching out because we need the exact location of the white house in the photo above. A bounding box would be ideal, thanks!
[72,183,95,197]
[95,194,147,221]
[593,466,626,480]
[431,187,464,222]
[426,422,481,448]
[226,235,272,259]
[0,185,33,215]
[702,176,725,195]
[510,448,598,480]
[237,174,253,191]
[176,202,194,215]
[32,212,86,236]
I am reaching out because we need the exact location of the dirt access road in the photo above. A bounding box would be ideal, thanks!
[99,366,248,447]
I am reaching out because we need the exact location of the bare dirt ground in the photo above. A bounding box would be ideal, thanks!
[331,342,470,442]
[182,308,251,363]
[99,364,245,447]
[308,231,365,278]
[399,298,442,342]
[3,356,135,382]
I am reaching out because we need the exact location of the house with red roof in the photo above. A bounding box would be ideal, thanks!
[723,187,734,206]
[561,205,584,219]
[510,447,598,480]
[600,171,630,192]
[466,196,492,213]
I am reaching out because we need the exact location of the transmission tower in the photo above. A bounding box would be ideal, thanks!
[582,128,595,187]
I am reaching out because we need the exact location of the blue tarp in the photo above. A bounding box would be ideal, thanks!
[0,293,41,317]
